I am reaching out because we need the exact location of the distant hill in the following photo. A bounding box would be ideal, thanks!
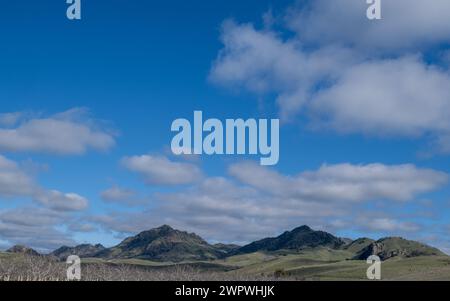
[236,225,345,254]
[340,238,354,245]
[40,225,446,263]
[344,238,375,254]
[354,237,445,260]
[51,244,106,260]
[214,243,241,254]
[95,225,224,262]
[7,245,40,257]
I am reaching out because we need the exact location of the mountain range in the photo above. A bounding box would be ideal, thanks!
[6,225,446,262]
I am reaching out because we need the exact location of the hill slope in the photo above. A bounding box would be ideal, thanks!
[354,237,445,260]
[236,225,345,254]
[96,225,224,262]
[343,238,375,254]
[7,245,40,257]
[51,244,106,260]
[43,225,447,264]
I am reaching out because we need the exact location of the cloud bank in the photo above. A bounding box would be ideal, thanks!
[210,0,450,152]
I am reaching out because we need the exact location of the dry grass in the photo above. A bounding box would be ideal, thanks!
[0,254,286,281]
[3,254,449,281]
[0,255,66,281]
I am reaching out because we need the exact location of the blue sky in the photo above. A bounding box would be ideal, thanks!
[0,0,450,253]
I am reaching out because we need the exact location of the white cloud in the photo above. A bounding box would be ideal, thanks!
[210,20,358,120]
[91,178,341,244]
[0,108,115,155]
[0,207,75,251]
[121,155,203,185]
[0,112,22,127]
[0,207,65,228]
[0,155,89,212]
[229,161,448,202]
[210,3,450,152]
[287,0,450,52]
[34,190,88,212]
[0,155,36,197]
[0,156,88,249]
[362,217,420,233]
[311,56,450,141]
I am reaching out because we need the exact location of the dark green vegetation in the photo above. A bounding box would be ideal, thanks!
[6,245,41,257]
[93,225,225,261]
[2,225,449,281]
[51,244,106,261]
[353,237,444,260]
[235,225,345,254]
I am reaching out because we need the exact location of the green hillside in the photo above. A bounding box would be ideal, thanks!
[236,225,344,254]
[355,237,445,260]
[95,225,224,262]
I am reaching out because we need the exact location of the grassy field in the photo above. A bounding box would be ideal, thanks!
[1,250,450,281]
[76,250,450,281]
[281,256,450,281]
[216,250,450,281]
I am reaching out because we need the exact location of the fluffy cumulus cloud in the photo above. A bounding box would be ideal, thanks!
[121,155,203,185]
[0,155,36,197]
[0,108,115,155]
[0,155,89,212]
[210,0,450,151]
[33,190,88,212]
[311,56,450,140]
[0,207,64,228]
[210,20,359,119]
[0,108,112,249]
[229,162,449,202]
[286,0,450,51]
[0,207,75,251]
[0,156,89,250]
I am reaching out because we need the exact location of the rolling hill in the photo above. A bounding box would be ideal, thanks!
[94,225,225,262]
[51,244,106,260]
[236,225,345,254]
[7,245,40,257]
[343,238,375,254]
[354,237,445,260]
[5,225,445,266]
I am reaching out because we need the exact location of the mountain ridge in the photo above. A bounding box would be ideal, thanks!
[7,245,41,257]
[235,225,345,254]
[50,244,106,260]
[5,225,446,262]
[94,225,225,262]
[354,237,445,260]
